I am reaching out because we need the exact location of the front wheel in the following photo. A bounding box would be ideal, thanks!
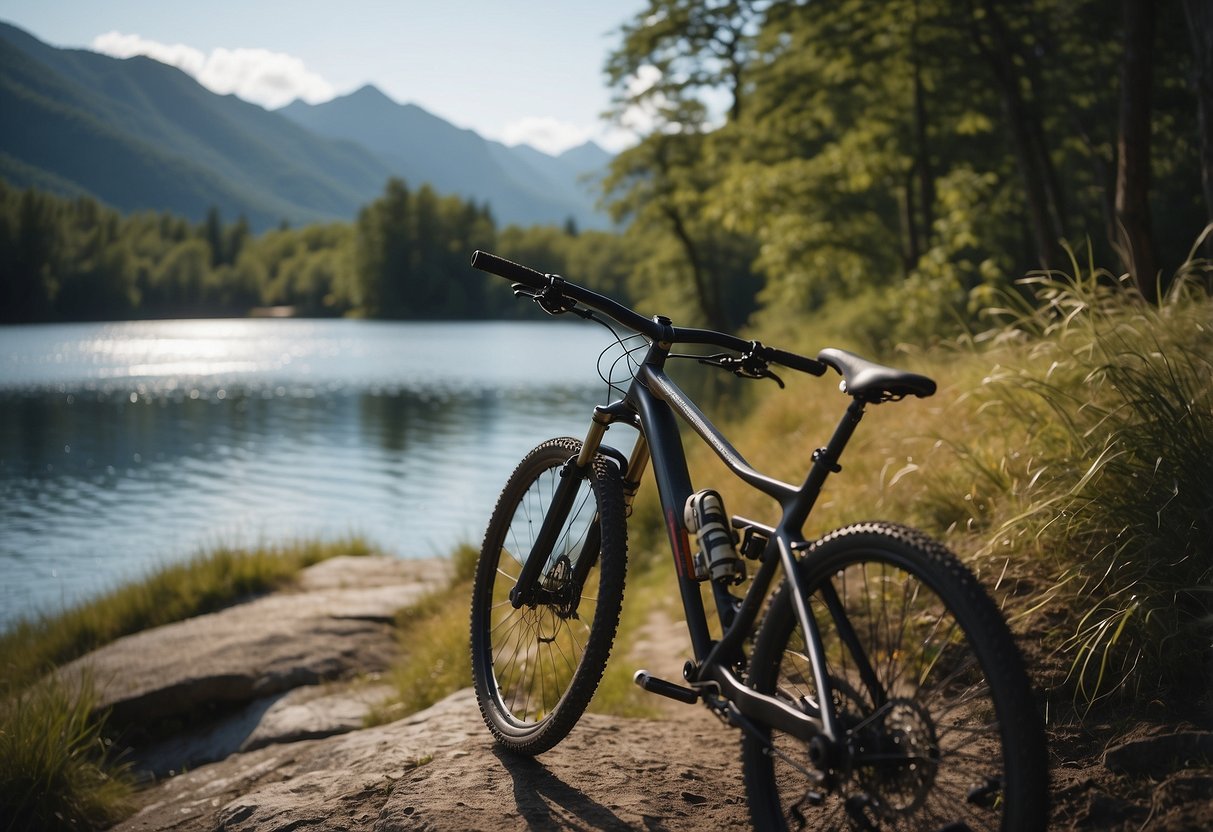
[742,522,1047,830]
[470,438,627,755]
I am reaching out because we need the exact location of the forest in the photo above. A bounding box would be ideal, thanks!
[2,0,1211,350]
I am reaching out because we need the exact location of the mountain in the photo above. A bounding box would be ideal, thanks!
[0,22,612,231]
[277,86,611,230]
[0,22,391,230]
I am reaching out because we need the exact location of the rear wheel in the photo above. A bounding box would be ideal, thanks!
[470,438,627,755]
[743,523,1047,830]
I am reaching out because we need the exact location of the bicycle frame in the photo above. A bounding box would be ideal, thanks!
[570,334,872,746]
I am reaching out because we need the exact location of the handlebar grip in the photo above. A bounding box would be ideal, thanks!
[765,346,827,377]
[470,250,547,289]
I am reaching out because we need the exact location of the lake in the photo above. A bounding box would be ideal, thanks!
[0,318,641,629]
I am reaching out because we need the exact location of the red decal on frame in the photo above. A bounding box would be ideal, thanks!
[666,507,694,578]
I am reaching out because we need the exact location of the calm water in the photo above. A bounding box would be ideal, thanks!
[0,318,639,628]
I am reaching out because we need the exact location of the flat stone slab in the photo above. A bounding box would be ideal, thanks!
[135,681,398,778]
[114,689,750,832]
[58,556,449,727]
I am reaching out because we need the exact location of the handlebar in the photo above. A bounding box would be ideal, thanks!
[469,250,546,290]
[470,250,827,378]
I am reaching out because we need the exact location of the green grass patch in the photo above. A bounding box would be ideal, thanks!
[367,544,477,725]
[372,539,678,725]
[0,536,376,691]
[591,555,678,719]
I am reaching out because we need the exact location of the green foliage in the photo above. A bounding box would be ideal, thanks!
[606,0,1208,336]
[353,179,494,318]
[0,673,133,832]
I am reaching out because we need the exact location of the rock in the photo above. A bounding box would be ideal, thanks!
[113,689,750,832]
[133,681,397,778]
[1103,731,1213,775]
[57,556,448,728]
[240,681,396,751]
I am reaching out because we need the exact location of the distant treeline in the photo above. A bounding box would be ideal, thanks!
[0,178,636,324]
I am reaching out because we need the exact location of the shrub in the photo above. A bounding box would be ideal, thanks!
[967,253,1213,705]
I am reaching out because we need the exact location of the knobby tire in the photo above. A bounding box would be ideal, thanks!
[470,438,627,755]
[742,522,1048,831]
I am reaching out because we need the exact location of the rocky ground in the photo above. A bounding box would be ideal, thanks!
[60,555,1213,831]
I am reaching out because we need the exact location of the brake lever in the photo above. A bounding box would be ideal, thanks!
[512,280,578,315]
[757,367,785,388]
[697,353,785,388]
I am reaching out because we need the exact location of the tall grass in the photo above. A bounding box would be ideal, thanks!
[960,253,1213,705]
[0,674,132,831]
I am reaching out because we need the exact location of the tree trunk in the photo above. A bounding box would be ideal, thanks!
[1115,0,1158,301]
[970,0,1067,270]
[662,204,728,332]
[1182,0,1213,251]
[911,3,936,255]
[901,171,921,274]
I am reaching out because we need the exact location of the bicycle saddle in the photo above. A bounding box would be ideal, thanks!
[817,348,937,401]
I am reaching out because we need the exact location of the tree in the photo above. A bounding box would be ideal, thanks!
[960,0,1071,270]
[604,0,770,332]
[1182,0,1213,248]
[355,178,413,317]
[1114,0,1158,299]
[606,0,768,124]
[604,131,738,330]
[3,189,62,321]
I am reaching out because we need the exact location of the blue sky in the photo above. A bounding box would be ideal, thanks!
[0,0,648,153]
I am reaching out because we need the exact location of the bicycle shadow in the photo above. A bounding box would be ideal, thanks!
[491,746,671,831]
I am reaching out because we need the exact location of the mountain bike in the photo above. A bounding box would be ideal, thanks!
[466,250,1048,830]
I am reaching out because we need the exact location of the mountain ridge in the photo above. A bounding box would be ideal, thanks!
[0,22,611,231]
[276,83,610,229]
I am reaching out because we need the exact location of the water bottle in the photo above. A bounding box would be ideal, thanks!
[684,489,744,584]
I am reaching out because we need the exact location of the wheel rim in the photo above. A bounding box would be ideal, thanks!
[764,555,1010,830]
[484,460,602,729]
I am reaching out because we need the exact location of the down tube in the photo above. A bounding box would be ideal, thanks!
[630,385,714,662]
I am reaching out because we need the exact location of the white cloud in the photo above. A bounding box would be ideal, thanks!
[91,32,334,109]
[93,31,206,75]
[500,117,591,156]
[498,117,637,157]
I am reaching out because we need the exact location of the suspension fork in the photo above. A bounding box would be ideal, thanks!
[509,401,636,608]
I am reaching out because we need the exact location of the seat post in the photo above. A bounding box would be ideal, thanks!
[783,398,867,534]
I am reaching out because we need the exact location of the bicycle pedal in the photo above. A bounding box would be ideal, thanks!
[633,669,699,704]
